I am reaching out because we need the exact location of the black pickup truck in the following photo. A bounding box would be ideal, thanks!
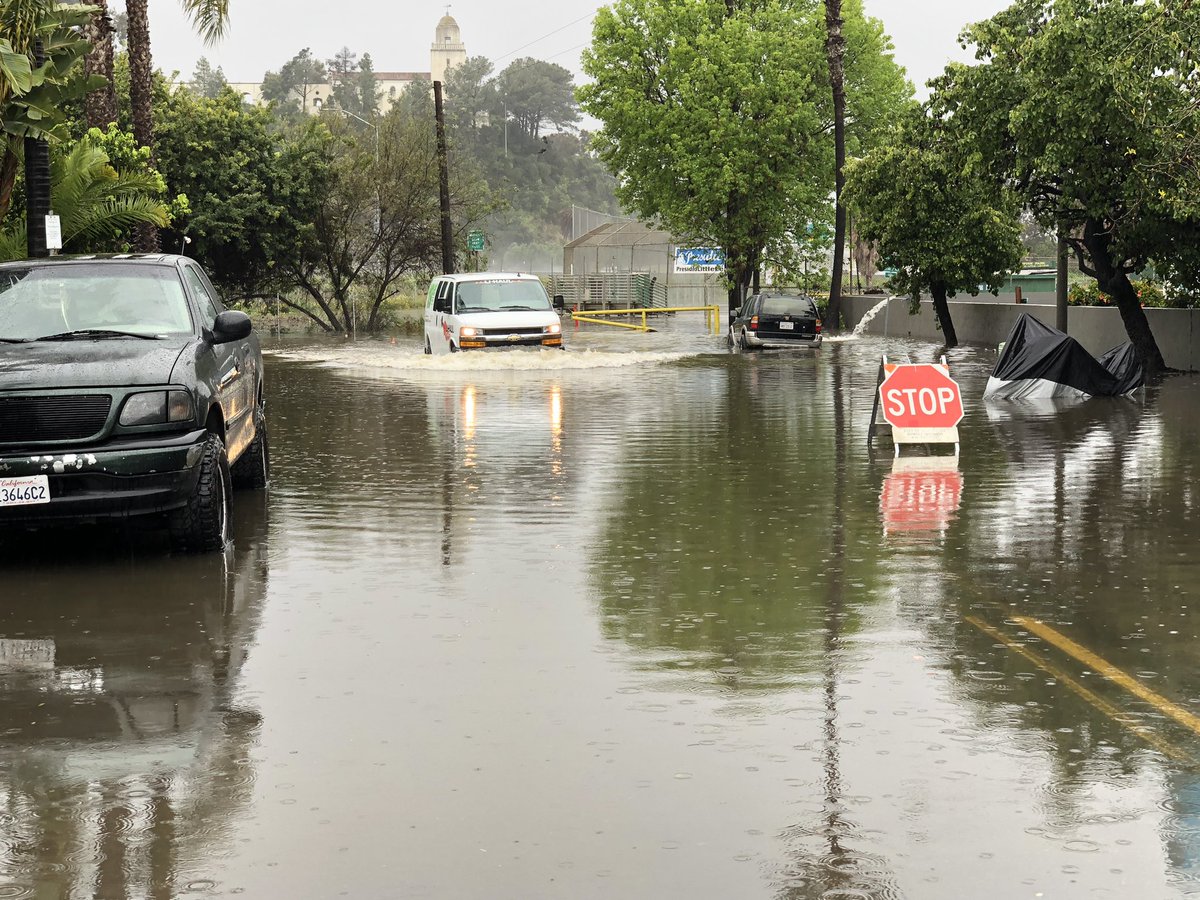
[0,255,268,552]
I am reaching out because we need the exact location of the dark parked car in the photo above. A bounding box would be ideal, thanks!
[729,293,822,349]
[0,255,268,552]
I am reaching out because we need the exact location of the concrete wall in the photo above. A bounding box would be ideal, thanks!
[842,295,1200,372]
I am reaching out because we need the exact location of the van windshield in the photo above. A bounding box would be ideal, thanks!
[455,280,551,312]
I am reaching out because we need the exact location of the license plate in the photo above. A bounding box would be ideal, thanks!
[0,475,50,507]
[0,639,54,671]
[779,321,794,330]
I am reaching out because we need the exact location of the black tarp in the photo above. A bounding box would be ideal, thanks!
[984,314,1143,399]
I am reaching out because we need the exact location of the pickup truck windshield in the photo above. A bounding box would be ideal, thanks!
[0,265,194,341]
[456,280,552,312]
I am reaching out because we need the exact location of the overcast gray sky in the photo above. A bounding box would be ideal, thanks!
[131,0,1010,96]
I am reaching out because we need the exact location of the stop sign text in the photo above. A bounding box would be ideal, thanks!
[878,364,964,430]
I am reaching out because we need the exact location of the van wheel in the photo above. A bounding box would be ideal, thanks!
[231,408,269,490]
[424,338,432,355]
[170,433,232,553]
[449,341,459,353]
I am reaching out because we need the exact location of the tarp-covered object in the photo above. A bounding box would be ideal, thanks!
[984,314,1143,400]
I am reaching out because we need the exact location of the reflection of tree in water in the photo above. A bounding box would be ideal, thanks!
[592,353,885,691]
[928,386,1200,883]
[774,349,898,899]
[0,497,271,896]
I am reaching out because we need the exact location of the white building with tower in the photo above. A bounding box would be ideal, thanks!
[227,13,468,115]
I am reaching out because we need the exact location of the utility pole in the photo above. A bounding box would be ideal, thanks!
[434,80,455,275]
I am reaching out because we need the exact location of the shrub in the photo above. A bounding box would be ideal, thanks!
[1067,279,1196,308]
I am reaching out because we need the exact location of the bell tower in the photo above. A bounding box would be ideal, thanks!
[431,10,467,86]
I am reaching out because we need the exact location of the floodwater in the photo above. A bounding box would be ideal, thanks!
[3,319,1200,899]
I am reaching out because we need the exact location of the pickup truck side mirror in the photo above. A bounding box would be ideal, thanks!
[553,294,566,311]
[210,310,252,344]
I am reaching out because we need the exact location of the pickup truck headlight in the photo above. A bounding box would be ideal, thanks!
[120,390,195,426]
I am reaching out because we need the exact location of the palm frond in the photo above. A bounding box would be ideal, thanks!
[66,194,169,245]
[178,0,230,44]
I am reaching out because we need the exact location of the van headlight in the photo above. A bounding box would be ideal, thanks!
[460,326,479,337]
[120,390,195,425]
[544,323,562,334]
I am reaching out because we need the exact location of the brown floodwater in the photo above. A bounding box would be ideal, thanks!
[2,322,1200,899]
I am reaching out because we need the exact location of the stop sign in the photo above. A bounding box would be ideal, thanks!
[879,364,964,429]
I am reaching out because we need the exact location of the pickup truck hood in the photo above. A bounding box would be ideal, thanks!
[457,310,560,330]
[0,339,191,390]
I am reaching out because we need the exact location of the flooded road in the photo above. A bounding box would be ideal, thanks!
[3,322,1200,898]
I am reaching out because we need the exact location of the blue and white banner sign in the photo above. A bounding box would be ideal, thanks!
[674,247,726,272]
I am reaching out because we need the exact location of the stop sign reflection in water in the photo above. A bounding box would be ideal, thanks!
[879,364,965,430]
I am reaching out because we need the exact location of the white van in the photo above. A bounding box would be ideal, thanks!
[423,273,566,355]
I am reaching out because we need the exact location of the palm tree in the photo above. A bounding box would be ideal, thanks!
[0,1,101,219]
[82,0,116,127]
[125,0,229,250]
[0,137,171,259]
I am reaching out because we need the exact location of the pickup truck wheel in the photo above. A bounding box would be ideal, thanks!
[170,433,232,553]
[231,408,269,490]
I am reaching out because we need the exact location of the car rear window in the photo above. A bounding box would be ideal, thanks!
[761,296,817,317]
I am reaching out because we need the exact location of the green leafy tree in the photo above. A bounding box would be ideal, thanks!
[845,113,1024,347]
[0,129,174,258]
[444,55,494,137]
[580,0,830,313]
[823,0,914,327]
[839,0,913,157]
[326,46,361,115]
[124,0,231,250]
[275,104,497,333]
[931,0,1200,374]
[261,47,326,121]
[0,0,104,221]
[355,52,380,117]
[153,86,331,301]
[495,58,579,142]
[190,55,226,98]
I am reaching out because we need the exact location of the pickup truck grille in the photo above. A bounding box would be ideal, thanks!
[0,394,112,444]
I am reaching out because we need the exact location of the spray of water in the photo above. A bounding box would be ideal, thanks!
[850,296,893,337]
[268,345,698,379]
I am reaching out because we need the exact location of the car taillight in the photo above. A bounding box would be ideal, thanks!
[815,319,822,333]
[749,315,759,330]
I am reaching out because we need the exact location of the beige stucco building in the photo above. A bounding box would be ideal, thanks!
[227,14,467,115]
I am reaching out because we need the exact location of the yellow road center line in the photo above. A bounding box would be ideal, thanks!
[1013,615,1200,738]
[966,616,1193,763]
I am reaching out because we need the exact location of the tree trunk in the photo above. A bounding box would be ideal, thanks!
[0,143,21,223]
[83,0,117,129]
[824,0,846,332]
[930,281,958,349]
[125,0,159,251]
[1082,218,1166,375]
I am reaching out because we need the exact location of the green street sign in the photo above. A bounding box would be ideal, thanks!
[467,231,485,252]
